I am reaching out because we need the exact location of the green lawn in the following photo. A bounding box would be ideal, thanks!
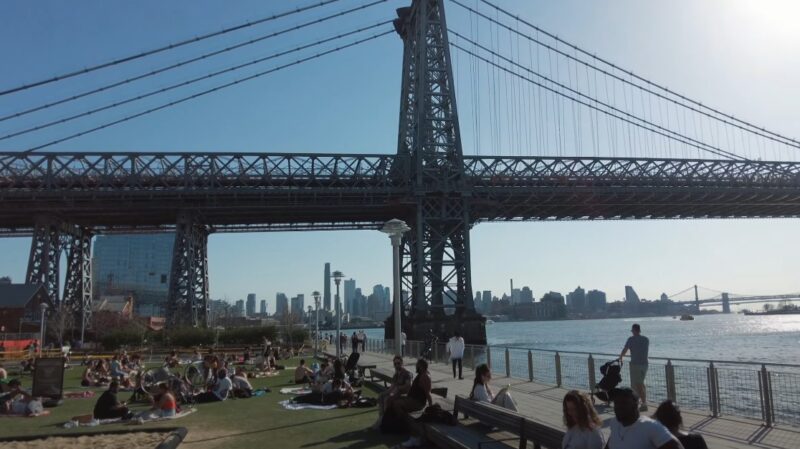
[1,359,405,449]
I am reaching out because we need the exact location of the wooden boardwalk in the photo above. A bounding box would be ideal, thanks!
[358,351,800,449]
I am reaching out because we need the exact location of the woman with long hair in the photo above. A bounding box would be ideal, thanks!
[469,364,517,411]
[653,400,708,449]
[562,390,605,449]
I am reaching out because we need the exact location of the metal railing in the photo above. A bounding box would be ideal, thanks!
[364,339,800,427]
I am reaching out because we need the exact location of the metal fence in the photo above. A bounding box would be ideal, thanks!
[364,339,800,427]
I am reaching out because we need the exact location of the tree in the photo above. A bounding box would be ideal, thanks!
[47,306,76,347]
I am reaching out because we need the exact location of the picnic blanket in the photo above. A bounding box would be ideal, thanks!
[279,400,337,411]
[66,408,197,428]
[64,390,96,399]
[280,387,312,395]
[0,410,51,418]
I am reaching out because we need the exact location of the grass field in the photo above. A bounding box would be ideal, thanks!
[0,358,405,449]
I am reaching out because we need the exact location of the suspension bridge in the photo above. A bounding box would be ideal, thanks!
[1,0,799,344]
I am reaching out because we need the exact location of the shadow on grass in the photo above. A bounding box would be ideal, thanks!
[300,428,404,449]
[181,409,375,445]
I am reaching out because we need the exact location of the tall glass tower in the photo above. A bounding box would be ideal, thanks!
[93,234,175,317]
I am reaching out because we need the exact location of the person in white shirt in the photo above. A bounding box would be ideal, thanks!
[401,331,407,356]
[607,388,683,449]
[194,369,232,403]
[231,367,253,398]
[561,390,606,449]
[469,364,517,411]
[446,331,466,379]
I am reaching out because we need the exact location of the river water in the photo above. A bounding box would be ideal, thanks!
[366,313,800,364]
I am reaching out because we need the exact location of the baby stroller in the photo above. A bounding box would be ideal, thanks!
[344,351,362,387]
[592,360,622,404]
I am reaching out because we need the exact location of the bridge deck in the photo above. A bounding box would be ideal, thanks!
[358,351,800,449]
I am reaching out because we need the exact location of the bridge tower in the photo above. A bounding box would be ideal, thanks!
[387,0,486,344]
[26,217,93,338]
[166,212,210,328]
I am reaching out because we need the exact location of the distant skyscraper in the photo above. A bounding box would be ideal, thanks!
[520,287,534,303]
[291,294,305,317]
[260,299,267,315]
[482,291,492,312]
[566,287,586,311]
[246,293,256,317]
[234,299,245,317]
[323,263,331,311]
[586,290,607,311]
[344,279,356,314]
[541,291,565,306]
[276,293,289,316]
[625,286,640,303]
[93,233,175,317]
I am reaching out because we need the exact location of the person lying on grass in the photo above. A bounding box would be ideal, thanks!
[232,367,254,398]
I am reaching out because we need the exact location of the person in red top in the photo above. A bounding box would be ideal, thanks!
[154,383,177,417]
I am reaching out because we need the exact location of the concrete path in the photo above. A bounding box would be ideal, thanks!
[357,351,800,449]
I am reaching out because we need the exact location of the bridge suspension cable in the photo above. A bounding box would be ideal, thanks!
[459,0,800,152]
[448,0,800,161]
[24,29,393,151]
[3,20,393,144]
[449,31,745,161]
[0,0,348,97]
[0,0,389,124]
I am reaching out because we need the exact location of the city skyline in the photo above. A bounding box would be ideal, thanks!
[1,1,799,311]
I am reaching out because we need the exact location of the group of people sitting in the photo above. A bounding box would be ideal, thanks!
[562,387,707,449]
[80,352,144,388]
[371,355,707,449]
[290,357,362,406]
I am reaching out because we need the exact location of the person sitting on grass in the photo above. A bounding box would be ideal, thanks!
[81,365,108,387]
[195,368,232,403]
[152,383,177,418]
[164,350,180,368]
[562,390,605,449]
[294,359,314,384]
[653,400,708,449]
[469,363,518,411]
[93,381,133,420]
[1,379,44,416]
[232,367,254,398]
[370,355,412,430]
[109,354,129,379]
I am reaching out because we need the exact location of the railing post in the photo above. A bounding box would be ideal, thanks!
[588,355,596,390]
[666,360,676,401]
[527,350,534,381]
[760,364,774,427]
[505,347,511,378]
[469,345,475,369]
[707,362,719,417]
[555,352,562,387]
[487,346,492,371]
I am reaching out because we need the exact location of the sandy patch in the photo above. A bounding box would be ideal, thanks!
[2,431,171,449]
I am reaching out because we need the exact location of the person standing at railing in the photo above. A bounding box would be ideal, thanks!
[446,331,465,379]
[618,323,650,411]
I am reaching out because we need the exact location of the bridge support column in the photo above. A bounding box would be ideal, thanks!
[62,228,93,342]
[721,293,731,313]
[26,217,64,304]
[167,213,210,328]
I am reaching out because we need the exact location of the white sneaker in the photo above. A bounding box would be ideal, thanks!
[401,437,421,448]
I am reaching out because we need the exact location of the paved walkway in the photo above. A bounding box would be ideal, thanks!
[358,351,800,449]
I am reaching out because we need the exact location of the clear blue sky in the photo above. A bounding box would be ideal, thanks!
[1,0,799,312]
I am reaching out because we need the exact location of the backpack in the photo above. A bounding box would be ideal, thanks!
[416,404,456,425]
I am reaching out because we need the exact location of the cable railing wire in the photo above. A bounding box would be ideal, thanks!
[0,0,347,97]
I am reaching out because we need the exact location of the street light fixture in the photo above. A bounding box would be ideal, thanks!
[332,271,344,357]
[39,302,49,355]
[380,219,410,356]
[312,291,321,357]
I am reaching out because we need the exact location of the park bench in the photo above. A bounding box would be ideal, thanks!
[357,363,376,378]
[368,367,448,398]
[423,395,564,449]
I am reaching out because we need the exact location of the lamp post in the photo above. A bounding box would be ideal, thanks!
[332,271,344,357]
[39,303,48,355]
[380,219,410,356]
[312,291,321,357]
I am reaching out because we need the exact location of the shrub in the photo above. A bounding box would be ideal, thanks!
[101,328,145,350]
[165,327,215,347]
[218,326,277,345]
